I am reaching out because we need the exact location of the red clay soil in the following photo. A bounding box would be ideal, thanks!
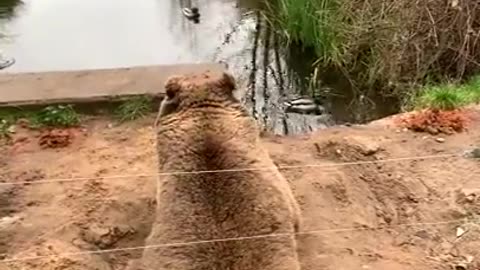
[0,108,479,270]
[396,109,471,135]
[38,129,77,149]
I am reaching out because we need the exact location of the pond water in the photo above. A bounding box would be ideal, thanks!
[0,0,399,134]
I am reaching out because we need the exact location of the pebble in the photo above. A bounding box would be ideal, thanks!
[456,227,466,238]
[435,137,445,143]
[464,148,480,159]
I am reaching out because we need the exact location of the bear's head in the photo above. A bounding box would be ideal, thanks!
[157,71,238,119]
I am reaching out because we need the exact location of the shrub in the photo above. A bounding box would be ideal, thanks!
[265,0,480,99]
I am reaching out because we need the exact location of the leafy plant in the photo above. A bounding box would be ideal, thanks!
[33,105,81,127]
[0,118,12,139]
[114,96,153,122]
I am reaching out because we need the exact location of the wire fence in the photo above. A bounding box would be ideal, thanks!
[0,218,468,264]
[0,150,478,265]
[0,152,468,187]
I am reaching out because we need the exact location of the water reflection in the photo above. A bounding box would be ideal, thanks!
[0,0,257,72]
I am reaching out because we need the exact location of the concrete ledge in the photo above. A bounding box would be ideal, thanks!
[0,63,225,107]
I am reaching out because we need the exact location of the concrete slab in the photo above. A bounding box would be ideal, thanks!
[0,63,225,107]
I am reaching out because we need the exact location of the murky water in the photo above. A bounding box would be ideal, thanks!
[0,0,399,135]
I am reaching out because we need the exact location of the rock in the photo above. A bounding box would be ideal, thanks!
[0,215,21,228]
[7,125,15,134]
[348,136,382,156]
[414,230,430,239]
[81,224,135,249]
[464,148,480,159]
[435,137,446,143]
[426,126,439,135]
[456,227,467,238]
[16,118,30,128]
[454,262,468,270]
[456,188,479,204]
[465,255,474,263]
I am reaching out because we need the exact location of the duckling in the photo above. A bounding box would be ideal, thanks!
[182,7,200,20]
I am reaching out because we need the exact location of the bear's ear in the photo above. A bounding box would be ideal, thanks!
[216,72,236,93]
[164,75,183,99]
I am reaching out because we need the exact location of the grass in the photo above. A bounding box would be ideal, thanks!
[464,76,480,103]
[413,76,480,110]
[1,95,156,139]
[263,0,480,106]
[0,104,81,139]
[114,96,153,122]
[264,0,346,66]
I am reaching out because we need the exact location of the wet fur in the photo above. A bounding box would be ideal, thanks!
[141,72,302,270]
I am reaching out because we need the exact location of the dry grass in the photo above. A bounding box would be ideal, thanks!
[265,0,480,99]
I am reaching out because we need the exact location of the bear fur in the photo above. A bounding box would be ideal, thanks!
[138,71,302,270]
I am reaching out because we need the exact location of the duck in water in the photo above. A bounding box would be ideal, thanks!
[182,7,200,20]
[181,0,200,24]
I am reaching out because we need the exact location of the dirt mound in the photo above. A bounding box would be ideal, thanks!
[0,113,479,270]
[38,129,75,149]
[397,109,470,135]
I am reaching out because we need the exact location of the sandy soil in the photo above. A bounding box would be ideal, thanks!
[0,108,479,270]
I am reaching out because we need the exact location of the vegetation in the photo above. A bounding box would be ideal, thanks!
[413,76,480,110]
[33,105,81,127]
[1,94,156,139]
[264,0,345,65]
[114,96,153,122]
[0,104,81,139]
[264,0,480,105]
[0,95,157,139]
[0,119,11,138]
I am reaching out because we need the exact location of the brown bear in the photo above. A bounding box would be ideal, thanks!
[139,71,302,270]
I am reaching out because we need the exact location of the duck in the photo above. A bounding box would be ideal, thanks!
[182,7,200,20]
[0,56,15,70]
[284,97,326,115]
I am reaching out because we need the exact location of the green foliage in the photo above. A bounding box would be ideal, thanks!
[0,105,80,139]
[264,0,346,65]
[416,85,468,110]
[33,105,80,127]
[413,76,480,110]
[464,76,480,103]
[264,0,480,101]
[114,96,153,122]
[0,118,12,139]
[0,108,25,139]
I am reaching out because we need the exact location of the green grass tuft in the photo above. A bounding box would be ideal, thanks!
[414,77,480,110]
[114,96,153,122]
[264,0,346,65]
[465,76,480,103]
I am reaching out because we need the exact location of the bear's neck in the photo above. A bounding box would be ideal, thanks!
[157,112,260,174]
